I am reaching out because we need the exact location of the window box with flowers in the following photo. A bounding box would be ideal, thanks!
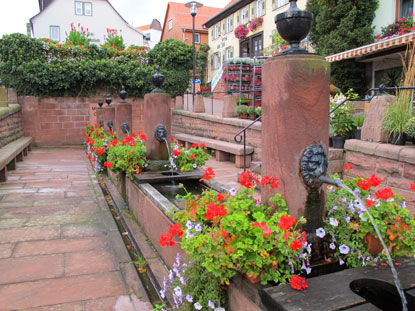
[234,24,249,40]
[248,17,264,32]
[376,12,415,41]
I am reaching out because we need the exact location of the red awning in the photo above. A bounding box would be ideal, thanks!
[326,32,415,63]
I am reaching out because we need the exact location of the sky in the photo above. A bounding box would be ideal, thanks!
[0,0,228,37]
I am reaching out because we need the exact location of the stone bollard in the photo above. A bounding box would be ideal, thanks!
[144,93,171,160]
[192,94,205,113]
[261,54,330,257]
[222,95,237,118]
[175,96,184,110]
[361,95,393,143]
[96,101,104,127]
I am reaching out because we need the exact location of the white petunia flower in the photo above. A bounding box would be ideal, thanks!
[316,227,326,238]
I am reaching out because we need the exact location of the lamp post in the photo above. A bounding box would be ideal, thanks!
[185,1,203,107]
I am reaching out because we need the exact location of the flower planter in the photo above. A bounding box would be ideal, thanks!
[354,128,362,140]
[365,233,383,256]
[332,136,346,149]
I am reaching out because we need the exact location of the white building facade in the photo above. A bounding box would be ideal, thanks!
[30,0,146,47]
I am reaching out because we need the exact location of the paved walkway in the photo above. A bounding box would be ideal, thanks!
[0,148,151,311]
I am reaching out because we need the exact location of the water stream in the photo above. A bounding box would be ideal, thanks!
[337,180,408,311]
[163,138,176,178]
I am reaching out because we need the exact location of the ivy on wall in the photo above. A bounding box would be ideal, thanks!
[0,34,192,98]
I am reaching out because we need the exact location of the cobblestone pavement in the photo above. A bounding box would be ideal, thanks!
[0,147,152,311]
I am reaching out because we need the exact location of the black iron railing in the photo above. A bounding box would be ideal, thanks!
[234,115,262,171]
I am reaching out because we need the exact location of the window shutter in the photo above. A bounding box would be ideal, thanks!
[272,0,275,10]
[211,28,214,38]
[210,54,214,66]
[237,11,240,24]
[231,46,234,58]
[223,21,226,34]
[262,0,266,15]
[251,3,255,19]
[230,16,233,30]
[222,51,225,64]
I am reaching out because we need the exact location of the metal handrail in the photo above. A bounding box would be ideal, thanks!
[234,115,262,171]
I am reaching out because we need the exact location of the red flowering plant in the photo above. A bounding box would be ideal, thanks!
[248,17,263,32]
[168,140,211,172]
[159,169,311,287]
[376,12,415,41]
[105,132,148,179]
[234,24,249,40]
[319,164,415,268]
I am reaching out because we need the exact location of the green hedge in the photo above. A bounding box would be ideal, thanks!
[0,34,192,97]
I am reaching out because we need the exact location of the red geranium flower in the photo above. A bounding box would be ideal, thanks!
[376,188,395,201]
[409,182,415,192]
[190,154,196,159]
[290,275,308,291]
[290,240,302,251]
[191,143,199,148]
[368,174,381,187]
[168,224,183,237]
[278,215,297,230]
[159,233,174,246]
[365,199,376,207]
[173,149,181,157]
[252,222,272,237]
[342,163,353,170]
[200,168,215,181]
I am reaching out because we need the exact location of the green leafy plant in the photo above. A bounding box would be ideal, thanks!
[160,170,311,286]
[238,104,248,116]
[320,167,415,268]
[383,95,411,141]
[404,116,415,138]
[352,114,365,129]
[248,105,255,116]
[255,106,262,117]
[102,28,125,49]
[66,23,92,46]
[330,95,353,137]
[106,132,148,179]
[169,141,210,172]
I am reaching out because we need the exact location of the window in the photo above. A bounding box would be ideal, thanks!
[272,0,288,10]
[256,0,264,17]
[241,7,249,24]
[225,16,233,33]
[75,1,92,16]
[225,47,233,61]
[212,52,220,69]
[49,26,60,41]
[400,0,413,19]
[194,33,200,44]
[213,23,220,39]
[168,20,173,30]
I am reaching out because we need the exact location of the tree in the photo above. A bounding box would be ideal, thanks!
[196,43,210,86]
[306,0,379,94]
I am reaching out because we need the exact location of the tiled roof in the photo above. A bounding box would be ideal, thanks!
[224,0,239,9]
[167,2,223,30]
[137,24,151,31]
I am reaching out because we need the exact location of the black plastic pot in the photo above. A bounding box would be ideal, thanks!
[354,128,362,140]
[332,136,346,149]
[391,133,406,145]
[329,137,333,147]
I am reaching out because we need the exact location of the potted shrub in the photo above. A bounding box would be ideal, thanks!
[255,106,262,118]
[239,105,249,118]
[404,116,415,144]
[248,106,256,119]
[330,107,353,148]
[383,95,411,145]
[352,114,365,140]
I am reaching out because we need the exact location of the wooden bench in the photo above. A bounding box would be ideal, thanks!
[174,133,254,168]
[0,137,33,182]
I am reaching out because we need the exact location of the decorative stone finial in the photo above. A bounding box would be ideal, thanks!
[275,0,313,55]
[119,85,127,102]
[105,97,112,107]
[151,65,165,93]
[98,101,103,108]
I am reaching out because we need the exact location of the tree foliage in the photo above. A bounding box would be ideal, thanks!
[306,0,379,93]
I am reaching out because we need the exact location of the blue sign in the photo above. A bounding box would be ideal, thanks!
[193,79,201,84]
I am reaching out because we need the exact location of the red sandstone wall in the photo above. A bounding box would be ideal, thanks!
[344,140,415,214]
[0,110,24,148]
[172,111,262,161]
[18,96,144,146]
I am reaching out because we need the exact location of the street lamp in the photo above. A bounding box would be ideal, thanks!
[185,1,203,106]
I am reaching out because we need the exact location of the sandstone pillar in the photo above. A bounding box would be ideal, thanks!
[144,93,171,160]
[193,95,205,113]
[115,100,132,141]
[361,95,393,143]
[103,105,115,133]
[262,55,330,235]
[175,96,184,110]
[222,95,237,118]
[96,106,104,127]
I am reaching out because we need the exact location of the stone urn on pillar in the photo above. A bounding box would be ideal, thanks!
[262,0,329,260]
